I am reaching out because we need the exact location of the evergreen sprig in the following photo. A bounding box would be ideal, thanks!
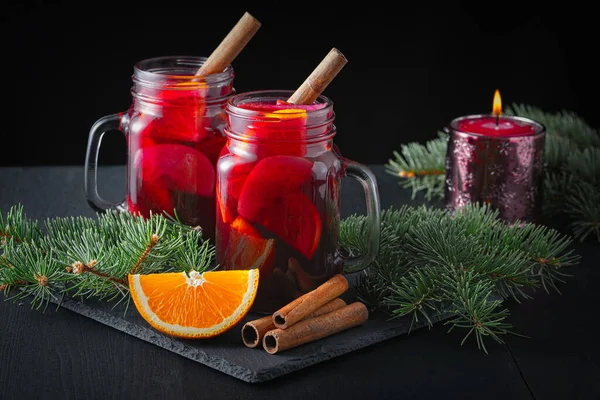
[340,203,579,352]
[386,103,600,242]
[0,206,214,311]
[385,132,448,201]
[1,203,580,352]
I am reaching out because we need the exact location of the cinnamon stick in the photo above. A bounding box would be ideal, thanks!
[263,302,369,354]
[241,298,346,348]
[287,257,315,293]
[195,12,261,77]
[272,274,348,329]
[286,47,348,105]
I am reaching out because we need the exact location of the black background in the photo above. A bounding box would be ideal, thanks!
[1,1,597,166]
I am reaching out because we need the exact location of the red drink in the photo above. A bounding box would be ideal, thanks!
[85,56,234,243]
[216,91,381,313]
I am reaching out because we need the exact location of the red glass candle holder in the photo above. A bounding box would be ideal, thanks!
[444,114,546,223]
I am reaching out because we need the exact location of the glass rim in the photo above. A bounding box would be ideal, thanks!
[224,90,336,143]
[448,113,546,139]
[132,56,234,88]
[226,90,334,119]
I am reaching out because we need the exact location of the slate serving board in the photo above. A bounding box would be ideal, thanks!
[2,166,450,383]
[48,290,448,383]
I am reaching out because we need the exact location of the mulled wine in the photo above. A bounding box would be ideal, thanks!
[216,91,381,313]
[86,56,235,242]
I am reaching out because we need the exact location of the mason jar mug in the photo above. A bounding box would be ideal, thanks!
[85,56,235,242]
[215,90,382,312]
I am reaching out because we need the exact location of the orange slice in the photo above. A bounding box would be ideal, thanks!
[129,269,259,339]
[224,217,275,281]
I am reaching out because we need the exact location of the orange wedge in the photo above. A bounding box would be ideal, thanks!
[224,217,275,281]
[129,269,259,339]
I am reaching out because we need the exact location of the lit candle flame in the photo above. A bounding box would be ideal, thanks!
[492,89,502,116]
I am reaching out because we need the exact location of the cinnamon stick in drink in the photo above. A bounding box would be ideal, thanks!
[263,302,369,354]
[272,274,349,329]
[286,47,348,105]
[195,12,261,76]
[241,298,346,348]
[287,257,315,293]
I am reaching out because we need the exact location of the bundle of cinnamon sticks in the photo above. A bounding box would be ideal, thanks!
[241,274,369,354]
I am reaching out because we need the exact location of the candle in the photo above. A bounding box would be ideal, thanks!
[444,90,546,223]
[454,91,539,137]
[456,117,538,137]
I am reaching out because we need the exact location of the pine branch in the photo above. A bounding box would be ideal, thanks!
[0,204,44,244]
[558,147,600,241]
[543,133,579,171]
[403,213,535,302]
[340,203,578,352]
[565,147,600,184]
[0,200,581,354]
[0,205,215,308]
[385,132,447,201]
[1,239,67,311]
[440,268,512,353]
[383,268,442,331]
[170,229,215,273]
[543,171,572,217]
[507,104,600,149]
[565,181,600,242]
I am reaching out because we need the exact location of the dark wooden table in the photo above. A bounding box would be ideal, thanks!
[1,165,598,400]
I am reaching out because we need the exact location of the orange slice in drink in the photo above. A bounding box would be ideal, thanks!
[129,269,259,339]
[223,217,275,281]
[217,158,255,224]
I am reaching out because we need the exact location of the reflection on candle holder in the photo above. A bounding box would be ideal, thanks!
[443,114,546,224]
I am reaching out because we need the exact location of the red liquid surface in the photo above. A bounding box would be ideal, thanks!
[127,88,227,242]
[457,116,538,137]
[216,100,342,312]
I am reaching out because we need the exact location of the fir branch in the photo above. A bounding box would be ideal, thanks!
[340,203,577,352]
[1,239,67,311]
[558,147,600,241]
[129,233,160,275]
[565,181,600,243]
[543,171,572,217]
[566,147,600,184]
[0,199,582,354]
[403,215,534,302]
[0,204,43,244]
[512,223,580,293]
[507,104,600,149]
[0,205,213,308]
[383,268,441,331]
[385,132,447,201]
[441,268,512,353]
[543,133,579,171]
[170,229,215,274]
[110,212,185,276]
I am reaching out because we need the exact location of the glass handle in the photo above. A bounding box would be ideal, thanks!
[340,158,382,273]
[84,112,127,213]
